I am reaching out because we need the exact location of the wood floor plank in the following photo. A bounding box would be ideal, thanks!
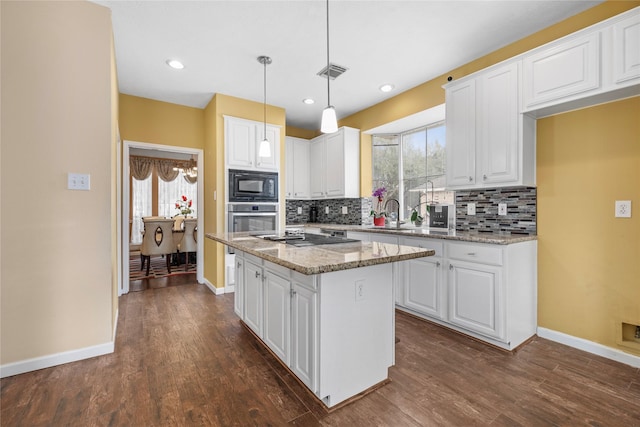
[2,281,639,426]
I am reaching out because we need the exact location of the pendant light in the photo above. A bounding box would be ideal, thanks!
[258,55,272,157]
[320,0,338,134]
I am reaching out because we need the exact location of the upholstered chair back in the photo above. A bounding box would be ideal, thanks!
[141,219,177,256]
[179,219,197,253]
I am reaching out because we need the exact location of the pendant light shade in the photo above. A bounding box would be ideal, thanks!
[258,55,272,158]
[321,106,338,133]
[320,0,338,134]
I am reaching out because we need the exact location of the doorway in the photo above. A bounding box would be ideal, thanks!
[120,140,204,295]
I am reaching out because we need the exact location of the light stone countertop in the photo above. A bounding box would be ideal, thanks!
[288,223,537,245]
[206,231,435,275]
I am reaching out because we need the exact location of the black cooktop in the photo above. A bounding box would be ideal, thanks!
[261,233,359,247]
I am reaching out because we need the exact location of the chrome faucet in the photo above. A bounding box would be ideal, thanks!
[384,198,401,228]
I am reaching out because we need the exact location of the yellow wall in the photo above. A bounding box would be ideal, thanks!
[203,94,286,288]
[119,94,204,149]
[537,97,640,354]
[1,1,116,364]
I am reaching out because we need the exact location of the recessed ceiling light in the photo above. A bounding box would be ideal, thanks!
[166,59,184,70]
[302,98,315,105]
[379,84,394,93]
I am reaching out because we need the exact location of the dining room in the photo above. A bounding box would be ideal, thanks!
[124,143,204,293]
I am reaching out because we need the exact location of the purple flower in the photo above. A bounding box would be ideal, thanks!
[372,187,386,198]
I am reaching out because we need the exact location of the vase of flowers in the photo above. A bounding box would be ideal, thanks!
[370,187,387,226]
[175,195,193,216]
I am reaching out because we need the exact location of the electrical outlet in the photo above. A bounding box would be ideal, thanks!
[342,206,348,215]
[467,203,476,215]
[615,200,632,218]
[355,280,365,301]
[498,203,507,216]
[297,207,302,214]
[67,173,90,190]
[325,206,330,214]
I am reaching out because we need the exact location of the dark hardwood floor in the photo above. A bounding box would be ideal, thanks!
[2,282,639,426]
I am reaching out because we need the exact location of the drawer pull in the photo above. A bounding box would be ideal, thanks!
[467,252,477,256]
[237,262,241,268]
[436,261,441,267]
[255,271,260,278]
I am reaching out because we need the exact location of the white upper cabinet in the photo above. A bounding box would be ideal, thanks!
[611,12,640,86]
[523,33,601,109]
[225,116,280,171]
[285,136,310,199]
[521,7,640,116]
[445,61,535,190]
[309,127,360,199]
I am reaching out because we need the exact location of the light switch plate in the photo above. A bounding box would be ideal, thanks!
[615,200,631,218]
[325,206,330,214]
[342,206,348,215]
[67,173,90,190]
[498,203,507,216]
[467,203,476,215]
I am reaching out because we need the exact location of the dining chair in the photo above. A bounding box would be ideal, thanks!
[140,218,177,276]
[172,215,185,231]
[178,218,197,271]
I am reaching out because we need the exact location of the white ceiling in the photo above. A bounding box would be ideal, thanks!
[94,0,602,131]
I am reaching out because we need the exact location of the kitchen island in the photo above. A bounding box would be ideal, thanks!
[206,231,435,409]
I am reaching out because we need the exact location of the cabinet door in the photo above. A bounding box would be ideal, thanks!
[285,138,294,198]
[403,257,444,320]
[448,261,504,340]
[479,62,519,185]
[256,125,279,171]
[612,13,640,85]
[445,80,476,188]
[291,282,317,392]
[292,139,310,198]
[324,131,345,197]
[309,137,325,198]
[523,33,600,108]
[244,260,263,337]
[226,118,256,168]
[234,257,244,318]
[263,271,291,364]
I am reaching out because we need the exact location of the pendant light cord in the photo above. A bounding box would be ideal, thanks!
[263,58,267,136]
[326,0,330,107]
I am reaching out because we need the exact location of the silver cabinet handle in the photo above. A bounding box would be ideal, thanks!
[483,174,487,180]
[467,252,476,256]
[449,264,453,270]
[468,176,473,182]
[290,289,297,298]
[255,271,260,278]
[237,262,241,268]
[436,261,441,267]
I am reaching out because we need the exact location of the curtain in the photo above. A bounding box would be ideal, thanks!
[158,176,198,218]
[155,159,180,182]
[130,156,154,180]
[131,175,152,244]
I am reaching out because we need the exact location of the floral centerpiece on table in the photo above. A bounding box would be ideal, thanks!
[175,195,193,216]
[370,187,387,226]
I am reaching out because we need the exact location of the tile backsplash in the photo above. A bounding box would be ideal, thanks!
[286,186,536,235]
[455,186,537,235]
[286,198,368,225]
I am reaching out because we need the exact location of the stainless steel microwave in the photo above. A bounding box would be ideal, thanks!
[228,169,278,202]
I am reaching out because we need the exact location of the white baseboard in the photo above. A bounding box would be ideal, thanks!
[203,278,225,295]
[225,285,235,293]
[537,327,640,368]
[0,341,115,378]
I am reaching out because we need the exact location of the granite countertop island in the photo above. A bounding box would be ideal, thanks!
[206,231,435,275]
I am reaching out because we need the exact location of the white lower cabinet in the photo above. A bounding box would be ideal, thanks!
[263,270,291,364]
[448,259,503,340]
[243,257,263,337]
[234,255,244,318]
[346,232,537,350]
[290,274,317,392]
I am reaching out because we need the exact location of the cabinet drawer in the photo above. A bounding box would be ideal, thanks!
[265,260,291,279]
[291,270,317,291]
[244,253,264,266]
[447,242,503,266]
[400,237,444,257]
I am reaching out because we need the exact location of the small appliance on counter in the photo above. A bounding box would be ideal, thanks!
[427,204,455,230]
[309,206,318,223]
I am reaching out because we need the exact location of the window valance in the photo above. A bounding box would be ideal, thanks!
[130,156,197,183]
